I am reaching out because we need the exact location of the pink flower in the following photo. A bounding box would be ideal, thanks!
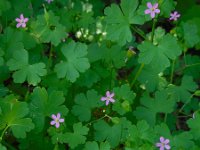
[101,91,115,106]
[145,2,160,19]
[169,11,180,21]
[15,14,29,28]
[46,0,53,4]
[50,113,64,128]
[156,137,171,150]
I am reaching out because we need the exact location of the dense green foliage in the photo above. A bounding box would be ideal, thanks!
[0,0,200,149]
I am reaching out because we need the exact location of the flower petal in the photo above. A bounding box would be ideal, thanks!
[24,18,29,22]
[109,92,114,97]
[147,2,152,8]
[57,113,61,119]
[153,3,158,9]
[101,97,107,101]
[164,139,170,144]
[145,9,151,14]
[59,118,64,123]
[21,23,26,28]
[50,120,56,125]
[154,9,160,14]
[165,144,171,150]
[109,98,115,103]
[105,100,110,105]
[51,114,57,120]
[169,16,174,20]
[55,122,60,128]
[15,18,21,22]
[150,12,155,18]
[156,143,162,147]
[106,91,111,97]
[16,23,21,28]
[160,137,165,143]
[20,14,24,19]
[160,147,165,150]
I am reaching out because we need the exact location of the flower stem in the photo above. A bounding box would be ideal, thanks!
[85,114,112,126]
[164,113,168,123]
[151,18,157,42]
[179,94,194,113]
[131,26,147,40]
[170,59,176,84]
[0,125,9,143]
[185,63,200,68]
[47,44,53,72]
[131,63,145,88]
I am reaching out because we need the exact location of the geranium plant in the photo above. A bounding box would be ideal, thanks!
[0,0,200,149]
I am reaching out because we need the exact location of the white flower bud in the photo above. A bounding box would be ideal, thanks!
[76,31,82,38]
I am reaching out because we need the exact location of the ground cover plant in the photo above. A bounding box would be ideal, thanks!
[0,0,200,149]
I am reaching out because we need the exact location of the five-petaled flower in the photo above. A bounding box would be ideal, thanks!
[15,14,29,28]
[156,136,171,150]
[145,2,160,19]
[46,0,53,4]
[101,91,115,106]
[50,113,64,128]
[169,11,180,21]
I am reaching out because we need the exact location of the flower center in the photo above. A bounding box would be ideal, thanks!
[151,7,155,11]
[55,119,59,123]
[161,142,165,146]
[20,19,24,24]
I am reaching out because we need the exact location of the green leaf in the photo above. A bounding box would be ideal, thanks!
[0,84,9,97]
[138,34,182,72]
[182,19,200,48]
[72,90,102,122]
[54,41,90,82]
[134,90,175,126]
[194,90,200,96]
[41,73,70,96]
[0,143,7,150]
[63,122,89,149]
[0,48,4,66]
[102,44,126,68]
[112,84,136,115]
[29,87,68,132]
[138,65,167,92]
[84,141,110,150]
[87,43,104,63]
[128,120,155,144]
[94,118,132,148]
[0,0,10,16]
[154,123,172,140]
[76,69,100,88]
[1,27,24,60]
[0,97,34,138]
[7,49,47,86]
[187,112,200,140]
[167,75,198,103]
[160,0,176,17]
[173,132,194,149]
[184,55,200,80]
[19,132,54,150]
[31,11,66,46]
[104,0,140,45]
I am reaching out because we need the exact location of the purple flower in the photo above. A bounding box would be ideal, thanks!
[15,14,29,28]
[169,11,180,21]
[145,2,160,18]
[50,113,64,128]
[156,137,171,150]
[101,91,115,106]
[46,0,53,4]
